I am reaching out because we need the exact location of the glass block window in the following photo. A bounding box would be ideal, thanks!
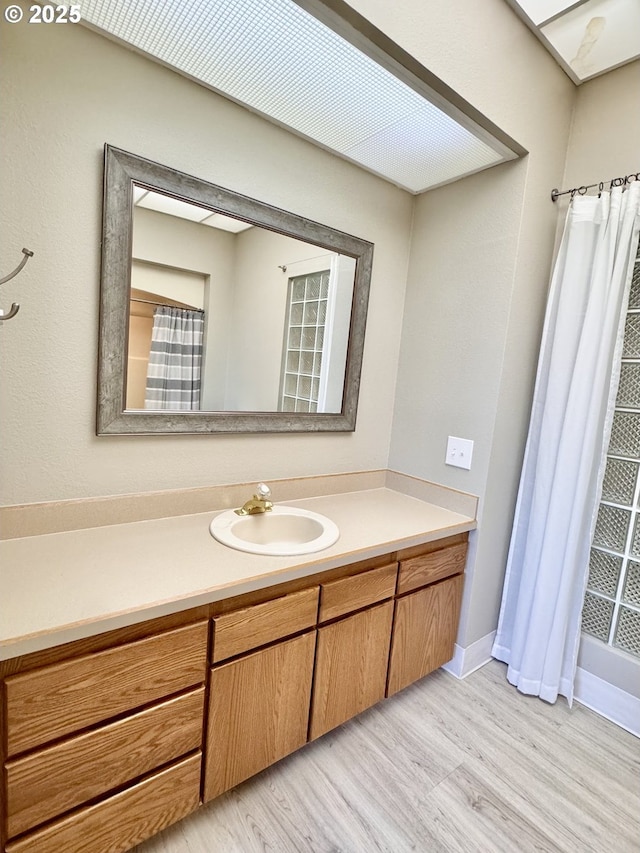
[280,270,329,413]
[583,245,640,659]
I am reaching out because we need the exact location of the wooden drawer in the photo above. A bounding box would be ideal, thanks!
[212,586,319,662]
[397,541,467,595]
[318,563,397,622]
[5,687,204,839]
[5,621,208,756]
[5,753,201,853]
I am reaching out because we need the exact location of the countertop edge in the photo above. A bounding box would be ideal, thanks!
[1,489,477,662]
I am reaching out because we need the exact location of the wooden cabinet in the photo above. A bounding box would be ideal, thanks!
[309,563,397,740]
[310,600,394,740]
[0,532,468,853]
[387,542,466,696]
[1,616,208,853]
[204,632,316,801]
[205,587,319,801]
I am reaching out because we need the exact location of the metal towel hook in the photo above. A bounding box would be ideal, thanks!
[0,304,20,321]
[0,248,34,322]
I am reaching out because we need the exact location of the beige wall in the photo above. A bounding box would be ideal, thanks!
[562,60,640,192]
[227,228,325,410]
[380,0,576,649]
[0,17,412,505]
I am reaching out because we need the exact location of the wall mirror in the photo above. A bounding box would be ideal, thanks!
[97,145,374,434]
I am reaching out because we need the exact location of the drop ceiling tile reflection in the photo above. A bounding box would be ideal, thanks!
[135,189,252,232]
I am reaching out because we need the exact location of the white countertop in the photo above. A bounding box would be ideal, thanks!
[0,488,476,661]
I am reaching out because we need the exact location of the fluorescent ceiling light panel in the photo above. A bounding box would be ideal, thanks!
[347,106,504,192]
[137,192,211,221]
[81,0,517,193]
[201,213,253,232]
[135,189,253,231]
[132,185,148,203]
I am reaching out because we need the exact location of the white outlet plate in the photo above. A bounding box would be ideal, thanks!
[446,436,474,470]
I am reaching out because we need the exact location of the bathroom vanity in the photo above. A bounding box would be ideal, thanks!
[0,486,474,853]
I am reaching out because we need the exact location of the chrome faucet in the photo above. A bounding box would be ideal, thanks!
[235,483,273,516]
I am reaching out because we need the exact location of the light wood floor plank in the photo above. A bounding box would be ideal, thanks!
[410,667,640,850]
[300,730,448,850]
[417,760,566,853]
[135,660,640,853]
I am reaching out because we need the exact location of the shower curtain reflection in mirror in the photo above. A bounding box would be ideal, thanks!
[144,306,204,410]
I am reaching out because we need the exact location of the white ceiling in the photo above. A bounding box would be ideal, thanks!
[505,0,640,83]
[80,0,521,194]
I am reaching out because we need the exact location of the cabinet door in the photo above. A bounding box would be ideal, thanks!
[387,574,464,697]
[309,601,393,741]
[204,632,315,802]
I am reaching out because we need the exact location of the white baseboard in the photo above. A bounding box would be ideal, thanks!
[442,630,496,679]
[444,638,639,736]
[574,666,640,737]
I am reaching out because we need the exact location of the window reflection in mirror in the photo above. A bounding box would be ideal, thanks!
[127,188,356,415]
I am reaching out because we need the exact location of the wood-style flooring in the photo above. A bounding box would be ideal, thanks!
[135,660,640,852]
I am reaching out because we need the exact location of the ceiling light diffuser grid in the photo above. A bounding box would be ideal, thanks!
[82,0,509,192]
[349,103,503,191]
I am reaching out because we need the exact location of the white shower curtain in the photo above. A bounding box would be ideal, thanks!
[492,183,640,704]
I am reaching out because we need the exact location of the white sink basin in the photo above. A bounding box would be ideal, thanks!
[210,505,340,556]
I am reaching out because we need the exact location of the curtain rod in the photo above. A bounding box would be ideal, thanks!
[551,171,639,202]
[130,296,204,313]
